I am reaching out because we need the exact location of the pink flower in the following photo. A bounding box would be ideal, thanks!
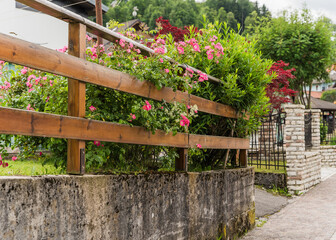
[161,106,164,109]
[12,156,17,161]
[93,141,101,146]
[28,88,34,93]
[207,54,213,60]
[126,49,131,53]
[194,109,198,113]
[196,144,202,149]
[198,71,208,82]
[0,160,2,166]
[187,105,191,109]
[39,152,43,156]
[0,61,5,65]
[154,47,165,54]
[0,155,2,160]
[130,113,136,120]
[26,104,34,111]
[210,35,218,42]
[3,162,8,168]
[46,96,50,102]
[156,38,166,45]
[108,52,112,57]
[50,80,53,87]
[42,77,47,80]
[142,100,152,111]
[193,44,201,52]
[159,58,164,63]
[178,41,186,47]
[135,49,141,54]
[21,67,28,75]
[186,67,194,74]
[86,35,93,41]
[164,69,170,73]
[119,39,126,48]
[4,81,10,90]
[177,46,184,54]
[89,105,96,112]
[180,114,190,127]
[27,74,36,82]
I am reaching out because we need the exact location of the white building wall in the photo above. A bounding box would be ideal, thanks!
[0,0,68,50]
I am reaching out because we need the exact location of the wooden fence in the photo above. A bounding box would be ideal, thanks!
[0,0,249,174]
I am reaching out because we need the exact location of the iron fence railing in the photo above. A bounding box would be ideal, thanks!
[248,112,286,171]
[305,111,312,149]
[321,112,336,145]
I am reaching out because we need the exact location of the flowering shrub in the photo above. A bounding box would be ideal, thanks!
[0,19,272,171]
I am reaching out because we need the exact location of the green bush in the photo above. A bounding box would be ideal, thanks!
[0,21,272,172]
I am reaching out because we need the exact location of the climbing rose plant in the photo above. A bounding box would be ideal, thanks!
[0,19,273,171]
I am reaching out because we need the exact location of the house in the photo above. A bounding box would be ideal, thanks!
[305,70,336,99]
[0,0,108,50]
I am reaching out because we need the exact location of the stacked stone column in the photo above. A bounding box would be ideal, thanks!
[310,109,321,150]
[283,104,321,194]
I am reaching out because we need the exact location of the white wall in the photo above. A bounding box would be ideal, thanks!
[0,0,68,50]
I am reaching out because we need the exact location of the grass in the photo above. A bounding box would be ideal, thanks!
[249,160,286,174]
[255,185,292,197]
[0,158,65,176]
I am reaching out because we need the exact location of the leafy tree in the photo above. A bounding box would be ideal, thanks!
[226,12,238,31]
[105,0,269,32]
[266,61,297,111]
[321,89,336,103]
[256,8,335,108]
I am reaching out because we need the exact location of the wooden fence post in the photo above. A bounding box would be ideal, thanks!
[67,22,86,174]
[176,148,188,171]
[95,0,103,45]
[239,149,248,167]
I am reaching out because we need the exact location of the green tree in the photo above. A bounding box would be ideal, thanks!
[321,89,336,103]
[227,12,238,31]
[256,8,335,108]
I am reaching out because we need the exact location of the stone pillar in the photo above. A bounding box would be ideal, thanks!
[284,104,321,194]
[283,104,305,193]
[310,109,321,150]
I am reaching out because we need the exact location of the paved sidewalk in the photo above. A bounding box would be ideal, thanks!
[255,188,288,218]
[242,172,336,240]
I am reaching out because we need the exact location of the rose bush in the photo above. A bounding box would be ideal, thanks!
[0,20,272,172]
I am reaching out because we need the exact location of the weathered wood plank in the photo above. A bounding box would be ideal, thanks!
[0,107,249,150]
[67,22,86,175]
[0,33,240,119]
[176,148,188,171]
[0,107,189,148]
[189,134,249,149]
[16,0,221,83]
[239,149,248,167]
[190,95,241,120]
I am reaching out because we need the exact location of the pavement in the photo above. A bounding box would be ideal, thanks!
[242,167,336,240]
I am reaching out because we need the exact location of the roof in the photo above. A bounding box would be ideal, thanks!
[16,0,108,18]
[311,97,336,111]
[113,19,143,32]
[310,91,323,99]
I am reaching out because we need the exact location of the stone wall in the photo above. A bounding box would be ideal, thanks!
[0,168,255,240]
[254,172,286,189]
[283,105,321,193]
[321,145,336,167]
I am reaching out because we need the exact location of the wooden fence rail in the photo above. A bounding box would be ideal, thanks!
[0,0,249,174]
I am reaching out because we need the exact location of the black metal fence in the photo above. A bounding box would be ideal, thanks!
[305,111,312,149]
[248,112,286,171]
[321,111,336,145]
